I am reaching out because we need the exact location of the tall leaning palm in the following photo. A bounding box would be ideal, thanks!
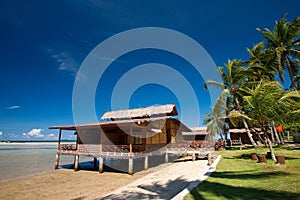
[205,59,258,147]
[257,15,300,89]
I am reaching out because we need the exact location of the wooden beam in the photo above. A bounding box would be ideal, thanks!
[128,158,133,175]
[54,153,60,170]
[130,126,133,157]
[75,131,79,151]
[192,152,196,162]
[207,153,212,165]
[130,144,132,157]
[99,157,104,173]
[165,152,168,163]
[58,129,62,151]
[74,155,79,171]
[100,129,103,153]
[144,156,148,170]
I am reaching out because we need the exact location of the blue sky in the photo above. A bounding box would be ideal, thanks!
[0,0,299,140]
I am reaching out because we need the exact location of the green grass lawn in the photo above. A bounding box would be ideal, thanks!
[184,145,300,200]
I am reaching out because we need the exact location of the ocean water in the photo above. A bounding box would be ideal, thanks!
[0,142,87,181]
[0,142,176,181]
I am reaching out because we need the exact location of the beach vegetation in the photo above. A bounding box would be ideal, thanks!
[204,14,300,158]
[184,146,300,200]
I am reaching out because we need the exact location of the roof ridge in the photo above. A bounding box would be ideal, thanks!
[101,104,177,120]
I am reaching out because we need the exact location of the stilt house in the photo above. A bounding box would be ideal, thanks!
[49,104,214,174]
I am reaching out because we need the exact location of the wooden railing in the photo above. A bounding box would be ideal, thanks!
[167,143,190,149]
[58,142,214,156]
[102,145,146,153]
[58,144,77,154]
[59,144,146,154]
[166,141,214,149]
[60,144,77,150]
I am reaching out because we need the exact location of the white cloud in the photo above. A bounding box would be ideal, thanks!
[6,105,21,110]
[0,131,2,136]
[41,45,81,78]
[47,133,55,137]
[23,129,45,138]
[52,51,78,73]
[8,134,18,139]
[22,132,29,139]
[44,47,78,75]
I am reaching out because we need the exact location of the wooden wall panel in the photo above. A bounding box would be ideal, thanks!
[78,128,101,144]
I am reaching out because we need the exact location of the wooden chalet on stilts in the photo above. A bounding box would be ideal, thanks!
[49,104,214,174]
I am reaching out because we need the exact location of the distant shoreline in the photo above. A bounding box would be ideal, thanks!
[0,140,75,144]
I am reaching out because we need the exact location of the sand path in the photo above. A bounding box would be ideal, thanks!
[99,159,210,200]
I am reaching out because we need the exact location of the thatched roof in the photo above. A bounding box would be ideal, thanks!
[182,126,208,135]
[49,116,172,130]
[101,104,178,121]
[49,116,191,132]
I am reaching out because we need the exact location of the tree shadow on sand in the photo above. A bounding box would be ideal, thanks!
[100,177,191,200]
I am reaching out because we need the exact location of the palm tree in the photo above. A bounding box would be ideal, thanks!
[246,43,277,82]
[257,15,300,89]
[280,90,300,132]
[203,89,229,140]
[241,81,286,161]
[204,59,259,147]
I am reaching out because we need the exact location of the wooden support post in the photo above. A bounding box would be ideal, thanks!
[165,152,168,163]
[99,157,104,173]
[94,157,97,169]
[144,156,148,170]
[74,155,79,171]
[130,126,133,157]
[130,143,132,157]
[58,129,62,151]
[207,153,212,166]
[192,152,196,162]
[54,153,60,170]
[287,131,290,141]
[128,158,133,175]
[75,131,79,150]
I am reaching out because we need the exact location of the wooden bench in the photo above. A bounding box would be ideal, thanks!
[226,138,243,150]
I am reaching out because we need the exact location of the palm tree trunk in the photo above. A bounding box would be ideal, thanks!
[271,121,281,144]
[262,126,277,162]
[285,56,296,90]
[270,126,276,144]
[266,137,277,162]
[279,132,285,144]
[242,119,259,148]
[258,134,264,144]
[234,96,258,148]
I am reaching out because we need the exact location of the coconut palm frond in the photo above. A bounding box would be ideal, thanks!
[280,90,300,100]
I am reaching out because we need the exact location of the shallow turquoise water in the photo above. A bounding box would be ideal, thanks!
[0,142,85,181]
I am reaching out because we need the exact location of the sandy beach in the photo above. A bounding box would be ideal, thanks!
[0,162,173,200]
[0,143,215,199]
[0,155,216,200]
